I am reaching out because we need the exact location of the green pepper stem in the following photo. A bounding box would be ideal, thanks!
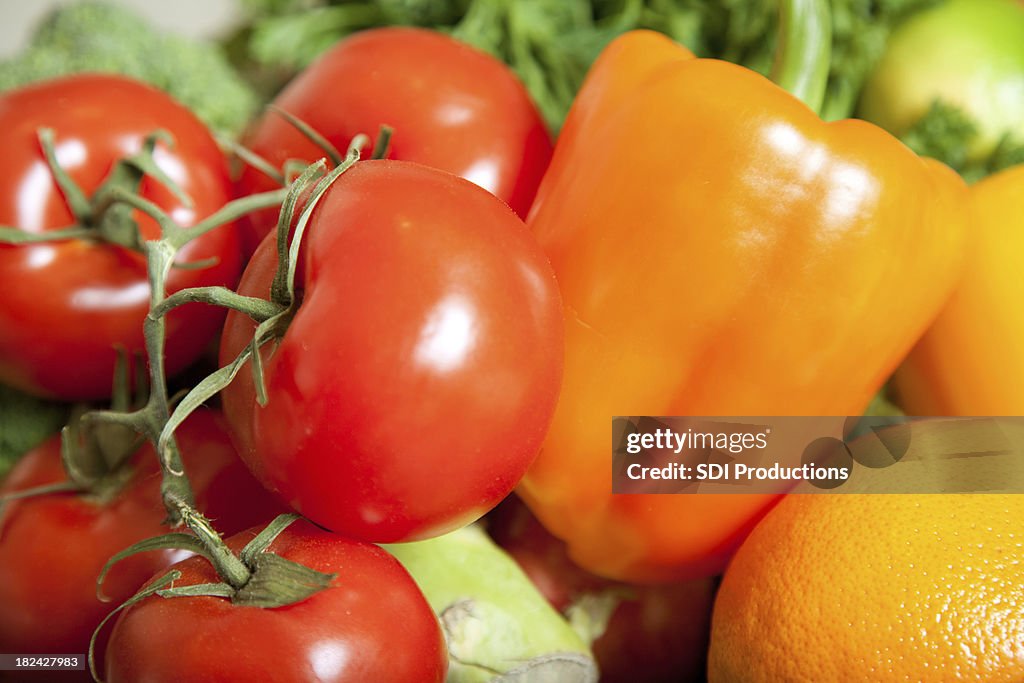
[770,0,831,115]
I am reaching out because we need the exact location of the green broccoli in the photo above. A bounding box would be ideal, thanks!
[0,2,259,136]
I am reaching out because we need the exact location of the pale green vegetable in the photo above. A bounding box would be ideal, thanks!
[859,0,1024,178]
[384,525,598,683]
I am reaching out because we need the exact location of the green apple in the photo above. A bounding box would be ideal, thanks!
[859,0,1024,162]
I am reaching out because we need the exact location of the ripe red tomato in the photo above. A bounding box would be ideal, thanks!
[236,27,552,255]
[220,160,563,543]
[0,410,281,662]
[104,521,447,682]
[0,74,241,400]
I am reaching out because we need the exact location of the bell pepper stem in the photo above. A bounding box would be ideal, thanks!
[770,0,831,115]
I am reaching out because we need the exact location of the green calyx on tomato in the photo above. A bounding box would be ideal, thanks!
[0,127,186,251]
[0,409,283,664]
[102,521,448,683]
[858,0,1024,179]
[0,352,150,516]
[90,513,338,679]
[0,75,256,402]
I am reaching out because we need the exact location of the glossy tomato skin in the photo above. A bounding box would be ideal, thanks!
[0,410,281,665]
[221,160,563,543]
[0,75,241,400]
[105,521,447,682]
[236,27,552,254]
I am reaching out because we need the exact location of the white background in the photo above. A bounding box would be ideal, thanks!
[0,0,243,58]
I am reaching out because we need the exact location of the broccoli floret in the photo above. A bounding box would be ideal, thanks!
[0,2,259,136]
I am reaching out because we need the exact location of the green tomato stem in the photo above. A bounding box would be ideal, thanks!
[0,225,93,243]
[37,128,93,224]
[142,240,195,519]
[172,188,288,249]
[151,286,284,324]
[164,494,252,589]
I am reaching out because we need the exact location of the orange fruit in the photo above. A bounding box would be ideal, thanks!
[708,494,1024,682]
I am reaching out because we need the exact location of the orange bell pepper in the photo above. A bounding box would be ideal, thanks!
[518,29,969,583]
[894,165,1024,414]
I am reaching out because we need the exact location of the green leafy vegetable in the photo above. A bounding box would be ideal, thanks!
[0,2,258,135]
[900,102,978,174]
[247,0,467,69]
[898,102,1024,182]
[0,385,68,480]
[236,0,937,131]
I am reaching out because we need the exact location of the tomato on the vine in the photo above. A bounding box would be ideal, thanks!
[236,27,553,255]
[220,160,564,543]
[0,410,281,662]
[104,521,447,683]
[0,74,241,400]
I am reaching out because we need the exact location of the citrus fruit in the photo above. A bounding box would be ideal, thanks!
[709,494,1024,682]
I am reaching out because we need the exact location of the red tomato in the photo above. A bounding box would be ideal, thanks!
[489,498,716,683]
[0,75,241,400]
[220,160,563,543]
[104,521,447,682]
[236,27,552,255]
[0,410,281,667]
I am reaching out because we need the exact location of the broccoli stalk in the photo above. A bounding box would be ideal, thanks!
[0,2,258,136]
